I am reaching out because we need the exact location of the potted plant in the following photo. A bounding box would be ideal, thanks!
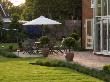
[62,37,76,61]
[39,36,50,57]
[70,32,80,51]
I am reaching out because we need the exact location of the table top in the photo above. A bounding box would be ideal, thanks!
[35,42,40,44]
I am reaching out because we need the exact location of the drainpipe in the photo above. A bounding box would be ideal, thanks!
[81,0,83,48]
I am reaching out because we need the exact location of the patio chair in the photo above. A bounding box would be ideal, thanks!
[48,42,63,55]
[23,44,37,55]
[22,39,36,55]
[54,45,64,54]
[48,42,54,54]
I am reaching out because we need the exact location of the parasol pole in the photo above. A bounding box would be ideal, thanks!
[42,24,43,36]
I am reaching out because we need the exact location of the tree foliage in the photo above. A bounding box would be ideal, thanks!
[22,0,34,20]
[1,0,13,16]
[22,0,82,20]
[0,16,3,29]
[0,0,24,19]
[9,13,20,29]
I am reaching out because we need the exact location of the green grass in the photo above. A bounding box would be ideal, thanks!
[0,43,18,50]
[0,58,103,82]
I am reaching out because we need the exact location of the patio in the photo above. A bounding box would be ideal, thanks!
[14,51,110,70]
[48,51,110,70]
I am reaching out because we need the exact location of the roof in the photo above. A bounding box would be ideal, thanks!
[2,18,28,23]
[23,16,61,25]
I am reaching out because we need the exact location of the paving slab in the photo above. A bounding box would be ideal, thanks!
[48,51,110,70]
[13,52,43,57]
[13,51,110,70]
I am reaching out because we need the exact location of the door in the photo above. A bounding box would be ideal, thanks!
[85,19,93,49]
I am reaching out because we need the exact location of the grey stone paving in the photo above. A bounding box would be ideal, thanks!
[14,51,110,70]
[48,51,110,70]
[13,52,43,57]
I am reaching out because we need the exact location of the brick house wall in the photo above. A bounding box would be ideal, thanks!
[82,0,93,48]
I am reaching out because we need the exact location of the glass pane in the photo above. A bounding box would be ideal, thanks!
[108,19,110,51]
[87,21,91,36]
[96,0,101,16]
[102,0,107,16]
[95,18,101,51]
[102,21,107,50]
[108,0,110,15]
[96,24,101,51]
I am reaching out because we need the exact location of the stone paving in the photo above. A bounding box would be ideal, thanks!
[48,51,110,70]
[14,51,110,70]
[13,52,43,57]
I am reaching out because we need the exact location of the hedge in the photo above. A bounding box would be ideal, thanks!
[0,49,18,58]
[103,65,110,74]
[33,58,110,82]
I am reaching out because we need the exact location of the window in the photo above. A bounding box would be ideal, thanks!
[91,0,95,8]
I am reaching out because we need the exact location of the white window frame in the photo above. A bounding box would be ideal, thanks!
[85,19,93,49]
[91,0,95,8]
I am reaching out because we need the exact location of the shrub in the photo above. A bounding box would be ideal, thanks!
[8,45,13,51]
[0,49,18,58]
[70,32,80,41]
[18,42,23,49]
[39,36,50,48]
[70,32,81,51]
[103,65,110,74]
[34,58,110,82]
[62,37,76,52]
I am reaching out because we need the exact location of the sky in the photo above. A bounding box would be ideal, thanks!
[8,0,25,6]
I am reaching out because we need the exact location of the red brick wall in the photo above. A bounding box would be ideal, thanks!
[82,0,93,48]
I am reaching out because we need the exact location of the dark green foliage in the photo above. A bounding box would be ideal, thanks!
[18,42,23,48]
[39,36,50,47]
[0,17,3,40]
[70,32,80,41]
[23,0,81,20]
[1,0,13,16]
[8,45,13,51]
[62,37,76,51]
[0,49,18,58]
[1,0,24,19]
[35,58,110,82]
[70,32,81,51]
[103,65,110,74]
[22,0,34,20]
[9,13,20,30]
[0,17,3,29]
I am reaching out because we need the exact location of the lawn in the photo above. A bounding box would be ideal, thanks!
[0,58,103,82]
[0,43,18,50]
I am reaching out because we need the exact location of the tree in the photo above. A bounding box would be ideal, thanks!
[22,0,82,20]
[22,0,34,20]
[8,13,20,42]
[9,13,20,29]
[1,0,13,16]
[9,13,28,42]
[0,16,3,29]
[0,16,3,41]
[1,0,25,20]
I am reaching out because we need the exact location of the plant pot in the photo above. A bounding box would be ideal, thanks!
[42,48,49,57]
[65,52,74,61]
